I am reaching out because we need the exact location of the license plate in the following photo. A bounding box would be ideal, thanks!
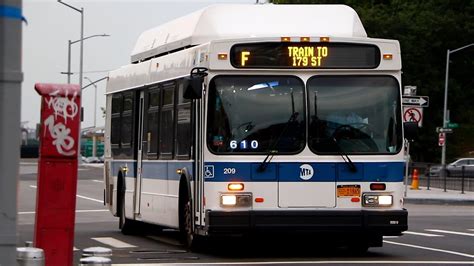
[337,185,361,197]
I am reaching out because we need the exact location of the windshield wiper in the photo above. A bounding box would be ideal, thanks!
[258,112,299,172]
[331,137,358,173]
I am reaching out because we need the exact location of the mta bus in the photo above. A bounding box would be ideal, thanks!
[104,4,414,251]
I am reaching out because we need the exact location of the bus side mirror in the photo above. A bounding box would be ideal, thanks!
[183,76,203,99]
[403,121,418,141]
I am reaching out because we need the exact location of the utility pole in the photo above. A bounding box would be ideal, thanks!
[0,0,23,265]
[440,43,474,190]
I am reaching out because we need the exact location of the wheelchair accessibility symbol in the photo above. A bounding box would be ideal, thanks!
[204,165,215,178]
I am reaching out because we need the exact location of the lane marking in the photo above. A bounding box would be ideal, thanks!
[29,185,102,203]
[92,179,104,183]
[76,194,103,203]
[74,247,80,251]
[109,261,474,264]
[20,162,38,165]
[426,229,474,237]
[92,237,136,248]
[383,240,474,258]
[382,236,399,239]
[468,229,474,231]
[19,209,108,215]
[404,231,443,237]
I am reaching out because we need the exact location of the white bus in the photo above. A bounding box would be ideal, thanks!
[104,4,415,251]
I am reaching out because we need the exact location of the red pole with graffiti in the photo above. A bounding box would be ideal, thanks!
[34,83,81,266]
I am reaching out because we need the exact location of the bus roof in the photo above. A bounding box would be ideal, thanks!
[131,4,367,63]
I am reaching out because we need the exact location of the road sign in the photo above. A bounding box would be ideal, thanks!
[438,133,445,146]
[447,122,459,128]
[436,127,453,133]
[402,96,429,107]
[403,107,423,127]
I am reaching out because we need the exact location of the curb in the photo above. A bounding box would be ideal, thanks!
[404,198,474,205]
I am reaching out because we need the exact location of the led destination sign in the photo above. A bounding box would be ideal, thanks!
[231,42,380,69]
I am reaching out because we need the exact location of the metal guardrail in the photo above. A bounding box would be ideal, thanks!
[408,163,473,192]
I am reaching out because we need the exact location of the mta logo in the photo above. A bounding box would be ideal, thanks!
[299,164,314,180]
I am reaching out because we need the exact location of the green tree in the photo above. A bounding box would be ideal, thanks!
[271,0,474,162]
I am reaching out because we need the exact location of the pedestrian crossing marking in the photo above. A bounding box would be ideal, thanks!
[426,229,474,237]
[92,237,136,248]
[404,231,443,237]
[383,240,474,259]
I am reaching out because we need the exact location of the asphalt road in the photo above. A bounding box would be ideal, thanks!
[18,161,474,265]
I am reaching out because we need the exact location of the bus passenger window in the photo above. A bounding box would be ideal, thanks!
[176,82,192,159]
[147,89,160,157]
[159,87,175,159]
[111,94,122,156]
[121,92,134,158]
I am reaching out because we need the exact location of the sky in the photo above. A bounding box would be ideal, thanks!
[22,0,257,129]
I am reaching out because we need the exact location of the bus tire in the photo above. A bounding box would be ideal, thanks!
[179,178,200,249]
[118,173,135,235]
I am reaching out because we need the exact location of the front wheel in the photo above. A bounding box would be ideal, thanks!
[118,178,136,235]
[181,195,202,249]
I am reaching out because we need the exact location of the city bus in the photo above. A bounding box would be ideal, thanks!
[103,4,414,251]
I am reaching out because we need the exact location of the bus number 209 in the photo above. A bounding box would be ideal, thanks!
[223,168,237,175]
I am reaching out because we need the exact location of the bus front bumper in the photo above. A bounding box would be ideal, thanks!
[205,209,407,236]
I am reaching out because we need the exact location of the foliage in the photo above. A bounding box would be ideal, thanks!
[271,0,474,162]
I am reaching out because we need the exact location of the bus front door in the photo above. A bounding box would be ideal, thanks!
[134,91,145,217]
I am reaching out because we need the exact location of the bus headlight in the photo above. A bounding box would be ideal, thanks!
[220,193,252,207]
[363,194,393,207]
[221,195,237,206]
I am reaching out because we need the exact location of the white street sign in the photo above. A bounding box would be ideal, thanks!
[402,96,429,107]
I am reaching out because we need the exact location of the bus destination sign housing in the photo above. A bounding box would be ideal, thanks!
[231,42,381,69]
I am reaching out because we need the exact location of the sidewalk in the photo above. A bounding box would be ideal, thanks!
[404,186,474,205]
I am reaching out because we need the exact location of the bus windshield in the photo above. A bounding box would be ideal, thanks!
[207,76,305,154]
[308,76,402,154]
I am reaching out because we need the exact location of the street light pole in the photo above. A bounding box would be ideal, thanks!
[84,77,98,129]
[79,8,84,90]
[58,0,84,88]
[83,76,108,158]
[62,34,110,84]
[67,40,71,83]
[440,43,474,191]
[84,77,97,157]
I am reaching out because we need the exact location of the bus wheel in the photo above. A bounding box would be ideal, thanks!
[181,193,202,249]
[118,176,134,235]
[183,196,194,246]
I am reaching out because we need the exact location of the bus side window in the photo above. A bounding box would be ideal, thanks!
[121,92,134,158]
[159,85,175,159]
[176,81,192,159]
[146,88,160,159]
[111,94,122,156]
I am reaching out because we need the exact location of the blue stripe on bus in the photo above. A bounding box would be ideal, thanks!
[110,160,193,180]
[110,160,404,182]
[204,162,404,182]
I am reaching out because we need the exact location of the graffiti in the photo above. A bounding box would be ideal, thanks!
[45,90,78,124]
[43,90,78,156]
[44,115,76,156]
